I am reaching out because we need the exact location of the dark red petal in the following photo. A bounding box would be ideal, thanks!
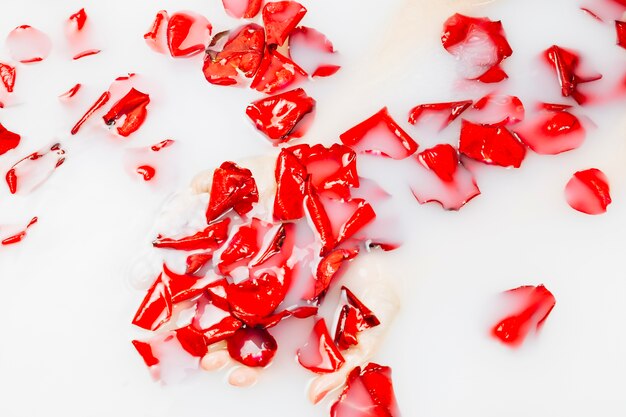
[132,340,159,367]
[250,48,307,94]
[144,10,169,54]
[544,45,602,105]
[167,12,212,58]
[514,110,585,155]
[102,88,150,137]
[6,25,52,63]
[153,218,230,251]
[246,88,315,143]
[226,271,288,326]
[331,363,400,417]
[417,144,458,183]
[262,1,307,46]
[565,168,612,215]
[0,63,16,93]
[203,24,265,86]
[206,161,259,222]
[288,26,339,77]
[251,223,294,267]
[340,107,419,160]
[408,100,472,130]
[334,305,362,350]
[492,285,556,346]
[459,120,526,168]
[176,326,208,357]
[132,274,173,331]
[0,123,21,156]
[313,248,359,299]
[71,91,111,135]
[273,148,307,221]
[617,20,626,49]
[227,327,277,367]
[222,0,263,19]
[185,252,214,275]
[206,278,231,311]
[298,318,345,373]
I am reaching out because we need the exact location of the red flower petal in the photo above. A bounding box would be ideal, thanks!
[205,316,244,345]
[206,278,231,311]
[167,11,212,58]
[59,83,81,100]
[6,25,52,63]
[162,263,209,304]
[250,222,295,269]
[222,0,263,19]
[132,340,159,367]
[334,287,381,350]
[226,271,289,326]
[250,48,307,94]
[102,88,150,137]
[218,219,265,275]
[288,26,340,77]
[470,94,525,125]
[617,20,626,49]
[273,148,307,221]
[544,45,602,105]
[227,327,278,367]
[73,49,101,60]
[441,14,512,82]
[459,120,526,168]
[411,144,480,210]
[0,63,16,93]
[255,305,318,329]
[185,252,214,275]
[132,274,173,331]
[514,109,585,155]
[6,143,66,194]
[206,161,259,222]
[1,216,37,246]
[331,363,401,417]
[340,107,419,160]
[304,179,336,254]
[492,285,556,347]
[297,318,345,373]
[313,248,359,299]
[408,100,472,130]
[246,88,315,143]
[153,218,230,251]
[137,165,156,181]
[203,24,266,86]
[71,91,111,135]
[262,1,307,46]
[150,139,175,151]
[144,10,169,54]
[68,8,87,31]
[0,123,21,156]
[565,168,612,215]
[176,325,208,357]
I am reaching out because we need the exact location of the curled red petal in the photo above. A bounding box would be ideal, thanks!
[73,49,101,60]
[459,120,526,168]
[544,45,602,105]
[132,340,159,367]
[227,327,277,367]
[102,88,151,137]
[167,11,212,58]
[336,199,376,246]
[565,168,611,215]
[217,220,264,275]
[297,318,345,373]
[304,179,335,254]
[132,274,173,331]
[250,48,308,94]
[153,218,230,251]
[137,165,156,181]
[206,161,259,222]
[313,248,359,299]
[0,63,16,93]
[1,216,37,246]
[408,100,472,130]
[68,8,87,31]
[246,88,316,144]
[262,1,307,46]
[204,316,243,345]
[5,143,66,194]
[59,83,81,100]
[340,107,419,160]
[6,25,52,64]
[0,123,21,156]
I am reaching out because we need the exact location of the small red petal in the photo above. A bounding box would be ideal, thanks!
[59,83,81,100]
[6,25,52,64]
[185,252,214,275]
[246,88,315,143]
[544,45,602,105]
[144,10,169,54]
[262,1,307,46]
[313,248,359,299]
[417,144,458,182]
[132,274,173,331]
[617,20,626,49]
[1,216,37,246]
[102,88,151,137]
[408,100,472,130]
[206,161,259,222]
[176,326,208,357]
[565,168,612,215]
[153,218,230,251]
[71,91,111,135]
[273,148,307,221]
[470,94,525,125]
[150,139,175,151]
[459,120,526,168]
[137,165,156,181]
[250,48,308,94]
[5,143,66,194]
[227,327,277,367]
[492,285,556,346]
[0,63,16,93]
[167,12,212,58]
[204,316,244,345]
[340,107,419,160]
[288,26,339,77]
[222,0,263,19]
[217,219,263,275]
[0,123,21,156]
[581,7,603,22]
[304,179,336,254]
[514,110,585,155]
[132,340,159,367]
[72,49,101,60]
[298,318,345,373]
[226,271,288,326]
[69,8,88,31]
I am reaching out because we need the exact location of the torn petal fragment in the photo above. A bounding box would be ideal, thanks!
[145,10,169,54]
[250,48,308,94]
[205,161,259,222]
[288,26,340,77]
[514,110,585,155]
[297,318,345,373]
[226,271,288,326]
[132,340,160,367]
[313,248,359,299]
[246,88,315,144]
[71,91,111,135]
[565,168,611,215]
[6,143,66,194]
[617,20,626,49]
[153,218,230,251]
[59,83,81,100]
[1,216,37,246]
[132,274,173,331]
[544,45,602,105]
[334,287,380,350]
[459,120,526,168]
[227,327,278,367]
[222,0,263,19]
[167,11,212,58]
[273,148,307,221]
[408,100,472,130]
[262,1,307,46]
[102,88,150,137]
[176,326,208,357]
[0,123,21,156]
[340,107,419,159]
[6,25,52,63]
[0,63,16,93]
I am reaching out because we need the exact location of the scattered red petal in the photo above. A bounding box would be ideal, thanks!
[471,94,525,125]
[0,123,21,156]
[459,120,526,168]
[226,271,289,326]
[581,7,603,21]
[217,219,263,275]
[6,143,66,194]
[544,45,602,105]
[72,49,101,60]
[1,216,37,246]
[617,20,626,49]
[132,274,173,331]
[331,363,401,417]
[288,26,340,77]
[334,287,380,350]
[132,340,159,367]
[441,14,512,82]
[206,161,259,223]
[408,100,472,130]
[59,83,81,100]
[222,0,263,19]
[150,139,175,151]
[565,168,611,215]
[71,91,111,135]
[246,88,315,143]
[167,12,212,58]
[250,48,308,94]
[145,10,169,54]
[417,144,458,182]
[185,252,214,275]
[539,102,573,112]
[204,316,243,345]
[262,1,307,46]
[102,88,150,137]
[153,218,230,251]
[514,110,585,155]
[227,327,277,367]
[0,63,16,93]
[492,284,556,346]
[137,165,156,181]
[203,24,266,86]
[6,25,52,63]
[273,148,307,221]
[176,326,208,357]
[298,318,345,373]
[304,179,336,254]
[313,248,359,299]
[340,107,419,160]
[68,8,88,31]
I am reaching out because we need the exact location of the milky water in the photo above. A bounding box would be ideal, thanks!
[1,0,626,416]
